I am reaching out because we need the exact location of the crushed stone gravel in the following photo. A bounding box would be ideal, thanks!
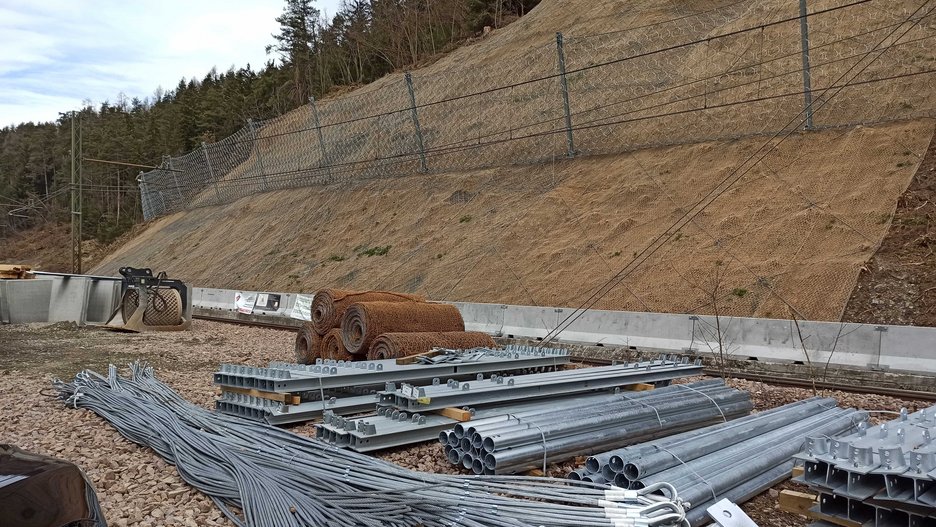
[0,320,929,526]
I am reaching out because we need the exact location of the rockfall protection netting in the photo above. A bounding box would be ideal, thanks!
[365,331,498,360]
[321,328,354,362]
[310,289,425,335]
[341,302,465,355]
[294,323,323,364]
[138,0,936,221]
[55,363,693,527]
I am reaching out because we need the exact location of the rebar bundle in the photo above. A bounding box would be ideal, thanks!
[574,398,867,526]
[55,363,694,527]
[441,380,752,475]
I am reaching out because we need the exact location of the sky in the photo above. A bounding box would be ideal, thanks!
[0,0,341,128]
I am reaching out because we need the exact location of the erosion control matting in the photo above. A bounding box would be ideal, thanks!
[311,289,425,335]
[341,302,465,355]
[294,323,323,364]
[366,331,497,360]
[322,328,354,362]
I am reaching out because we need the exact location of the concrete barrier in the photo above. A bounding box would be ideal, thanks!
[190,287,936,374]
[0,275,121,325]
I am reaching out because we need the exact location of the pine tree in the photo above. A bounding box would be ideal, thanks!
[267,0,320,107]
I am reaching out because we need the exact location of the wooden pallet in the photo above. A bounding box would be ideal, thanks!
[0,264,34,279]
[219,386,301,405]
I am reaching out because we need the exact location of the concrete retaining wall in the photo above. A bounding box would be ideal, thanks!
[191,287,936,375]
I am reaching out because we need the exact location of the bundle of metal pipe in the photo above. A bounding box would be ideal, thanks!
[441,379,752,475]
[55,363,693,527]
[573,398,867,527]
[794,405,936,526]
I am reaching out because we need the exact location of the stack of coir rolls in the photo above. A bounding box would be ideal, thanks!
[293,289,495,364]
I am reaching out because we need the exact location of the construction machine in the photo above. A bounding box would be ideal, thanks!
[103,266,191,332]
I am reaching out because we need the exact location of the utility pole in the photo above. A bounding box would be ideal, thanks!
[70,113,82,274]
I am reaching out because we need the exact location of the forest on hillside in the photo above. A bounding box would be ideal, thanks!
[0,0,538,245]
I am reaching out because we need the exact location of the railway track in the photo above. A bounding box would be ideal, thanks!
[194,313,936,402]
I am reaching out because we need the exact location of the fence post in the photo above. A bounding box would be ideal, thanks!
[556,32,576,158]
[799,0,814,129]
[164,154,183,201]
[404,72,428,173]
[138,171,151,220]
[309,96,332,181]
[202,141,222,204]
[247,119,270,190]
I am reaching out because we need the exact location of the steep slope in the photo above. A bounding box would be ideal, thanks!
[92,0,936,323]
[94,119,934,321]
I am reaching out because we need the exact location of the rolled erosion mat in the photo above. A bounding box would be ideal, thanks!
[322,328,355,362]
[311,289,426,335]
[295,323,323,364]
[366,331,497,360]
[341,302,465,355]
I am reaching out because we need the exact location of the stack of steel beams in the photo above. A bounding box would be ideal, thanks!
[575,398,866,527]
[212,346,570,424]
[444,380,751,475]
[380,357,703,412]
[794,405,936,526]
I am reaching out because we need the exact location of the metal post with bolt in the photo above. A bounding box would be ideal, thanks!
[138,171,152,220]
[69,113,82,274]
[556,32,576,158]
[202,142,222,204]
[247,119,269,190]
[309,96,332,181]
[799,0,814,130]
[404,73,428,173]
[164,154,183,201]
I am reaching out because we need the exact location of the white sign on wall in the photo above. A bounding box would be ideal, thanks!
[234,291,257,314]
[291,294,313,321]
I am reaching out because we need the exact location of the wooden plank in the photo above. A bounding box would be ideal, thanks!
[792,466,805,478]
[396,349,444,365]
[436,407,472,422]
[220,386,300,405]
[623,383,655,392]
[778,490,860,527]
[525,469,545,477]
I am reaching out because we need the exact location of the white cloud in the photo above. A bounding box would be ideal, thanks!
[0,0,341,127]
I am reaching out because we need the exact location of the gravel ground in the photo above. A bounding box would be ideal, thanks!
[0,320,930,526]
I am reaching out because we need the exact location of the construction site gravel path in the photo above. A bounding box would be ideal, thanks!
[0,320,929,526]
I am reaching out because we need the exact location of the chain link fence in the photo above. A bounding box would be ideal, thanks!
[138,0,936,220]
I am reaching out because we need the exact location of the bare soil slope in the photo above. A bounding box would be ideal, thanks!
[93,120,934,321]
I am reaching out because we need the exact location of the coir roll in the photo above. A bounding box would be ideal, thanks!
[311,289,425,335]
[366,331,497,360]
[322,328,354,362]
[341,302,465,355]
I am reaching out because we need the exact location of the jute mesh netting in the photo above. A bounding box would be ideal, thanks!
[322,328,354,362]
[294,323,323,364]
[365,331,497,360]
[341,302,465,355]
[310,289,425,335]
